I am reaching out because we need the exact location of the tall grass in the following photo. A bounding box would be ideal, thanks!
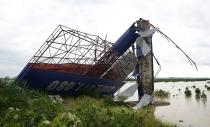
[63,95,174,127]
[0,78,173,127]
[0,78,68,127]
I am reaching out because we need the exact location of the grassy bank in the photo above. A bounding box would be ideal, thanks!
[63,95,174,127]
[0,78,173,127]
[0,78,66,127]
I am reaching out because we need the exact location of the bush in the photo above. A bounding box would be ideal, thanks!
[154,89,170,98]
[201,92,207,99]
[184,88,192,97]
[195,88,201,94]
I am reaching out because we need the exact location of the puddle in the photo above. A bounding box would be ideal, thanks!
[154,81,210,127]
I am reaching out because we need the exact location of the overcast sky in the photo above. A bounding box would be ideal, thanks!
[0,0,210,78]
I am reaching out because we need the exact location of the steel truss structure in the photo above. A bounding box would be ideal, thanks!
[28,25,136,81]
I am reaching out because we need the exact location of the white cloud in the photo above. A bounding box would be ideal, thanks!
[0,0,209,77]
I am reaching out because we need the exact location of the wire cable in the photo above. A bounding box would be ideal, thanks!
[150,23,198,71]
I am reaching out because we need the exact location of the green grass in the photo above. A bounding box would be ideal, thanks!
[0,78,78,127]
[0,78,174,127]
[63,95,173,127]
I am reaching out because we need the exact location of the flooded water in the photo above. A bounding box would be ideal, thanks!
[116,81,210,126]
[154,81,210,127]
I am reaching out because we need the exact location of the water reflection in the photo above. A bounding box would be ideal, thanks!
[202,98,207,107]
[195,94,200,102]
[184,95,192,101]
[154,81,210,127]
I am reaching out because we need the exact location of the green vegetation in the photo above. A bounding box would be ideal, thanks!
[64,96,173,127]
[0,78,73,127]
[204,84,210,91]
[195,88,201,94]
[201,92,207,99]
[194,88,207,99]
[0,78,173,127]
[126,77,210,82]
[192,85,196,88]
[155,78,210,82]
[195,88,201,99]
[154,89,170,98]
[184,87,192,97]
